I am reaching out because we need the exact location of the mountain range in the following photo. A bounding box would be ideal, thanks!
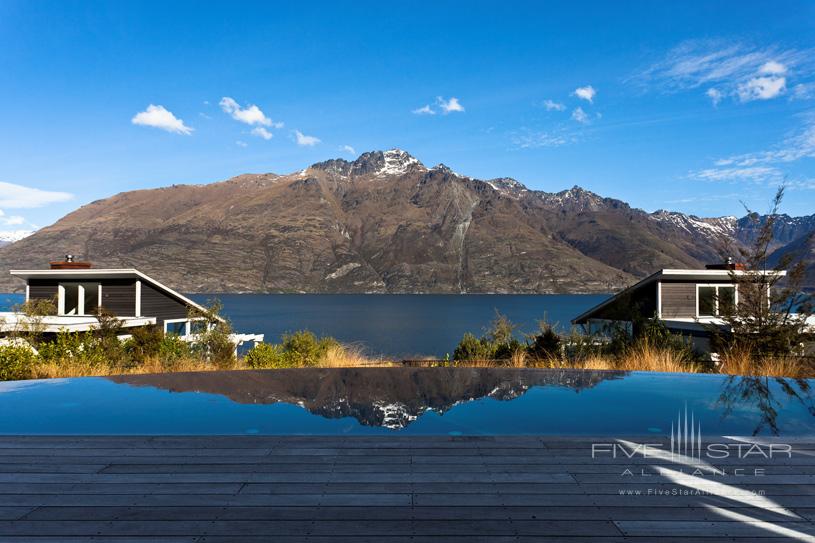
[0,149,812,293]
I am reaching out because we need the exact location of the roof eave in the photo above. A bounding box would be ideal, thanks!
[9,268,224,324]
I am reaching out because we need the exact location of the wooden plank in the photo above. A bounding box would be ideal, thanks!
[94,462,815,474]
[573,473,815,485]
[615,519,815,538]
[2,435,815,541]
[0,493,414,507]
[18,504,813,523]
[0,508,35,521]
[0,519,622,537]
[0,483,243,494]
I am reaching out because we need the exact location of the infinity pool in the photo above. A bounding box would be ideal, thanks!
[0,368,813,436]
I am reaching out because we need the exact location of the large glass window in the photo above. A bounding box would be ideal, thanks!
[718,286,736,315]
[165,320,188,336]
[62,284,80,315]
[59,283,100,316]
[698,287,716,317]
[697,285,736,317]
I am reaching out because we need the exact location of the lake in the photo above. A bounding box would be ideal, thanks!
[0,293,608,357]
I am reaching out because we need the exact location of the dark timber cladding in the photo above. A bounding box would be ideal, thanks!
[99,278,136,317]
[1,435,814,541]
[139,281,189,325]
[26,278,58,303]
[583,281,657,322]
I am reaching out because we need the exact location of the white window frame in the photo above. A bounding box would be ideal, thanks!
[135,280,142,317]
[695,283,738,318]
[164,318,191,337]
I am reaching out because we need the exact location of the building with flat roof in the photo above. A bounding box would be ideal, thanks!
[0,256,263,351]
[572,264,788,354]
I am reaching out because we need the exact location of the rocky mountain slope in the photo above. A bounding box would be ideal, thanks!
[0,149,812,293]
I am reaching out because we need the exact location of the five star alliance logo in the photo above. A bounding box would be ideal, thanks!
[670,403,702,460]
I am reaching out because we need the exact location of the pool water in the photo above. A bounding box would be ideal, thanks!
[0,368,813,437]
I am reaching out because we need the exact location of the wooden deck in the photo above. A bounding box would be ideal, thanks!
[0,435,814,541]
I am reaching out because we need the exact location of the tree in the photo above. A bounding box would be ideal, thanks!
[717,187,813,359]
[187,299,236,367]
[8,296,57,346]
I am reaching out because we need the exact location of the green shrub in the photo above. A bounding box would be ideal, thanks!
[186,300,236,369]
[244,332,340,369]
[37,332,107,364]
[244,342,288,369]
[157,334,191,366]
[527,324,562,360]
[0,345,36,381]
[193,322,236,369]
[453,332,496,361]
[125,325,164,363]
[280,331,338,367]
[453,312,523,362]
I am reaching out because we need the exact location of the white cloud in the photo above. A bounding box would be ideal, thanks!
[340,145,356,155]
[689,115,815,185]
[691,165,782,183]
[0,210,25,226]
[542,99,566,111]
[412,104,436,115]
[792,82,815,100]
[235,140,248,148]
[571,106,590,124]
[436,96,464,113]
[737,75,786,101]
[706,88,723,106]
[760,61,787,75]
[131,105,193,135]
[510,127,577,149]
[251,127,273,140]
[219,97,282,127]
[636,40,813,104]
[413,97,465,115]
[573,86,596,103]
[294,130,321,146]
[0,182,73,208]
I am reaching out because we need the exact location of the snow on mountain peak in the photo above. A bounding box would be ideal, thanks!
[0,230,33,244]
[484,177,528,198]
[377,149,425,176]
[651,210,736,239]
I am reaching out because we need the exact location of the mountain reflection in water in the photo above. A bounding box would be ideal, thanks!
[109,368,626,429]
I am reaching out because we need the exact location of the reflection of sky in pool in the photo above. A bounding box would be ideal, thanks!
[0,369,813,437]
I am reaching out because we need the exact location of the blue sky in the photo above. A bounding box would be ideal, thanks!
[1,0,814,236]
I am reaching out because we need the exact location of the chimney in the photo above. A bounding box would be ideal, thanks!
[705,257,745,271]
[50,254,92,270]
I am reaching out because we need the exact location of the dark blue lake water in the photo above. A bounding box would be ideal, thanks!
[1,369,813,436]
[0,293,607,357]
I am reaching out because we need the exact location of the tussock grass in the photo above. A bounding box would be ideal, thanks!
[718,346,815,378]
[320,345,394,368]
[27,345,394,379]
[32,357,225,379]
[572,356,616,371]
[616,339,700,373]
[509,349,528,368]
